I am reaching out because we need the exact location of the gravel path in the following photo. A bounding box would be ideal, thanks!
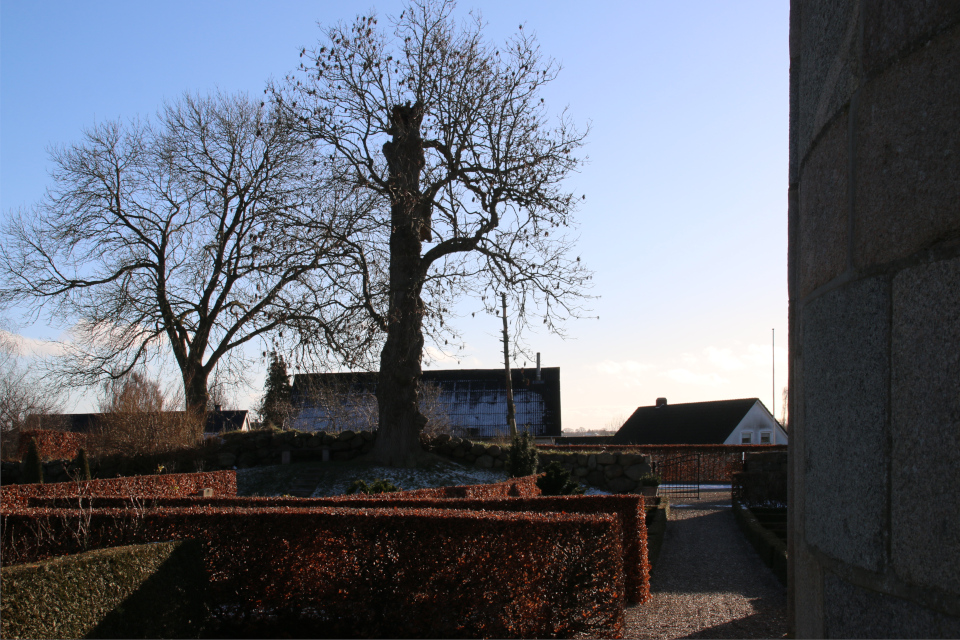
[621,491,788,639]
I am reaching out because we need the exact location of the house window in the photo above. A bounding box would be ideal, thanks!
[741,432,752,444]
[760,431,772,444]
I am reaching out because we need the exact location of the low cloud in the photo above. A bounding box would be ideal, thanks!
[0,330,69,358]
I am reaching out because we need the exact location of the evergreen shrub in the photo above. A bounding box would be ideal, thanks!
[22,437,43,484]
[507,432,538,477]
[537,461,586,495]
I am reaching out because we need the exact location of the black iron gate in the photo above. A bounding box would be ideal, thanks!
[658,453,701,500]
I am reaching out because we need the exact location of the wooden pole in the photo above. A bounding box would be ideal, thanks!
[502,293,517,438]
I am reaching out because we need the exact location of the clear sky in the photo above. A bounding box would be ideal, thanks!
[1,0,790,431]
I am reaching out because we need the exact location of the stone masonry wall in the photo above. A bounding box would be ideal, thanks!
[789,2,960,636]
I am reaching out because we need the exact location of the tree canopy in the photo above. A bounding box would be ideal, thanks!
[0,92,382,414]
[279,0,591,464]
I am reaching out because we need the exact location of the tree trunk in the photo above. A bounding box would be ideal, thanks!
[370,103,430,467]
[182,364,209,437]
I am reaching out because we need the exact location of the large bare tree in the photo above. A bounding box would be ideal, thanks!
[278,0,591,465]
[0,92,382,416]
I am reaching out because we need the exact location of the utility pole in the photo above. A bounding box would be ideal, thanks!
[772,328,775,420]
[501,293,517,438]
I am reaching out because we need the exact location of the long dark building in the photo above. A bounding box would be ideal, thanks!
[290,367,561,438]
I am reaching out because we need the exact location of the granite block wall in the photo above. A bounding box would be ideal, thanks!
[789,1,960,636]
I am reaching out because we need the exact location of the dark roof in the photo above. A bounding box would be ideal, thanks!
[204,410,248,434]
[25,410,248,435]
[610,398,762,445]
[291,367,561,437]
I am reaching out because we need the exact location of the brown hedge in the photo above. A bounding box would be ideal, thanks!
[0,505,624,638]
[26,492,651,604]
[0,470,236,508]
[15,430,88,461]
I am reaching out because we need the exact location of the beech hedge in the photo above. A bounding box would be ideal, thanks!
[0,505,624,638]
[26,493,651,604]
[0,470,236,508]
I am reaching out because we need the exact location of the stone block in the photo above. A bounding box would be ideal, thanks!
[474,455,494,469]
[307,435,322,448]
[574,466,589,477]
[470,444,486,456]
[330,441,352,452]
[587,454,597,469]
[891,257,960,594]
[350,435,365,449]
[493,458,504,468]
[586,470,606,487]
[799,113,849,297]
[624,463,652,481]
[337,430,356,441]
[793,546,824,638]
[823,572,960,638]
[604,464,623,479]
[577,454,589,466]
[596,452,616,465]
[863,1,960,76]
[855,26,960,268]
[607,477,636,494]
[361,430,375,441]
[802,276,889,572]
[797,0,861,163]
[433,433,451,445]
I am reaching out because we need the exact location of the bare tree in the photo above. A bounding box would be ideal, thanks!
[0,329,62,455]
[0,92,383,417]
[93,371,199,456]
[278,0,591,465]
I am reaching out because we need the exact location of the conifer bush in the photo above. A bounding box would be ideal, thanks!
[507,432,539,478]
[22,437,43,484]
[74,447,92,481]
[345,478,402,494]
[537,461,586,495]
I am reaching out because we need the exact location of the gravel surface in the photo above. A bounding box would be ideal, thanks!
[621,491,788,639]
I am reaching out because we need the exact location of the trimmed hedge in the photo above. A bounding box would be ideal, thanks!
[14,429,88,462]
[732,500,787,585]
[31,493,651,604]
[0,470,236,508]
[0,505,625,638]
[0,539,209,639]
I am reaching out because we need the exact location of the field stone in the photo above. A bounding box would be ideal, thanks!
[575,466,589,477]
[587,454,597,469]
[625,463,653,481]
[338,430,356,441]
[605,464,623,479]
[471,444,486,456]
[475,455,495,469]
[361,430,375,441]
[597,452,616,465]
[493,458,504,468]
[433,433,451,445]
[350,435,365,449]
[464,454,477,463]
[486,445,502,457]
[452,447,466,458]
[587,470,606,487]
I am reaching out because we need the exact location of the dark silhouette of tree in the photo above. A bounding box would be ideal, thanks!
[258,351,293,429]
[0,92,382,417]
[277,0,591,465]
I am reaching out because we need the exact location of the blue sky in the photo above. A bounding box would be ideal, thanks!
[1,1,789,430]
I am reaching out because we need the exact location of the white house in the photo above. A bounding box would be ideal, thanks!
[610,397,787,445]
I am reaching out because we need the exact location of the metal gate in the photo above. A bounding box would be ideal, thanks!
[658,453,701,500]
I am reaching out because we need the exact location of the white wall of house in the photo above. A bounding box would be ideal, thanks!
[723,401,788,445]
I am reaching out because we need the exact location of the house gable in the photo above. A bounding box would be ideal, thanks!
[611,398,773,445]
[722,401,789,445]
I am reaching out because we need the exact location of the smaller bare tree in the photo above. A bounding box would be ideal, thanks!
[0,327,63,457]
[93,371,200,456]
